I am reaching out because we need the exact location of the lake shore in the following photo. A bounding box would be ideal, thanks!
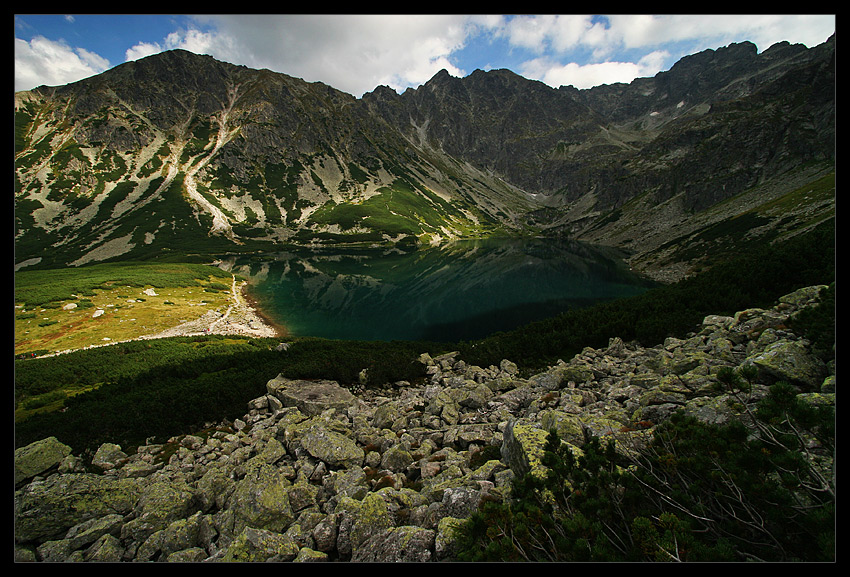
[239,282,289,338]
[29,275,284,359]
[142,275,284,340]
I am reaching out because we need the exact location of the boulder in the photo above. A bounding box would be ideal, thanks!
[500,418,551,480]
[267,375,355,416]
[228,464,294,535]
[91,442,128,470]
[746,340,828,389]
[14,437,72,487]
[15,473,141,543]
[220,527,299,562]
[352,526,435,562]
[300,424,365,469]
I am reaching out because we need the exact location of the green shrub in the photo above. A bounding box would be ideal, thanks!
[454,382,835,562]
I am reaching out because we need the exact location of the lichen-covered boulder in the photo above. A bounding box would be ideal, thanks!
[380,444,414,472]
[14,437,72,487]
[91,442,129,471]
[435,516,465,560]
[352,526,435,562]
[64,513,124,551]
[293,547,328,562]
[372,403,402,430]
[539,410,585,446]
[346,492,395,553]
[15,473,141,543]
[83,533,124,562]
[779,285,828,308]
[228,463,294,535]
[135,511,214,561]
[500,418,550,479]
[297,423,364,469]
[267,376,355,416]
[197,463,236,511]
[746,340,828,389]
[684,395,744,426]
[457,381,494,409]
[120,479,197,544]
[220,526,299,562]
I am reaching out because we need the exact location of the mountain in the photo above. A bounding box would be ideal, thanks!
[14,36,835,278]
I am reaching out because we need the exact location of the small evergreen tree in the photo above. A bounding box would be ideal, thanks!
[454,381,834,562]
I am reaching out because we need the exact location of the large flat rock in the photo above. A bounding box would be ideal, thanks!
[266,375,355,416]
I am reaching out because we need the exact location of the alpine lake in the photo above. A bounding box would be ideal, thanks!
[217,238,657,343]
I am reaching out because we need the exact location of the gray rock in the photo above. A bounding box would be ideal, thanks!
[14,437,72,486]
[64,513,124,550]
[92,442,128,470]
[300,424,364,469]
[220,526,299,562]
[747,339,828,389]
[267,375,355,416]
[15,473,141,543]
[83,533,125,562]
[352,526,435,562]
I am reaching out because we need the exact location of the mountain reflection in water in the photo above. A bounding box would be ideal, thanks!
[216,238,655,342]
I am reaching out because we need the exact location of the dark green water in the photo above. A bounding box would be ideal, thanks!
[220,238,655,342]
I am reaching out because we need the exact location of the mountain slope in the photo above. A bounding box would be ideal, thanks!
[14,37,835,278]
[14,51,534,269]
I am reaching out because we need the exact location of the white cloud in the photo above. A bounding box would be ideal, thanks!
[125,26,236,63]
[501,14,611,54]
[605,14,834,52]
[15,35,110,91]
[505,14,834,89]
[149,14,477,97]
[125,42,162,62]
[523,50,670,90]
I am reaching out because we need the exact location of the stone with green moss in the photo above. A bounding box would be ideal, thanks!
[229,463,294,535]
[348,492,395,553]
[14,436,72,486]
[293,547,328,562]
[500,418,551,479]
[352,525,436,562]
[540,410,585,446]
[300,424,364,469]
[15,473,141,543]
[746,340,828,389]
[220,526,299,562]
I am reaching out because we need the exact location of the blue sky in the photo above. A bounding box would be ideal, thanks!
[14,14,836,97]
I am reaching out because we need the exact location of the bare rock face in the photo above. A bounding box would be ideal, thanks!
[266,376,356,417]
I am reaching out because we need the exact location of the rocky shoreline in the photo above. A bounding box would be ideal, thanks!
[14,285,834,562]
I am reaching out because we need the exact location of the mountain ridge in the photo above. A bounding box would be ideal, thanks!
[14,36,835,279]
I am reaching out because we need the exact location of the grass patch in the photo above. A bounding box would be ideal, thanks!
[307,178,481,238]
[14,262,235,356]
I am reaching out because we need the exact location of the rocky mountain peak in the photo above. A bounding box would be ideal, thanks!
[14,37,834,277]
